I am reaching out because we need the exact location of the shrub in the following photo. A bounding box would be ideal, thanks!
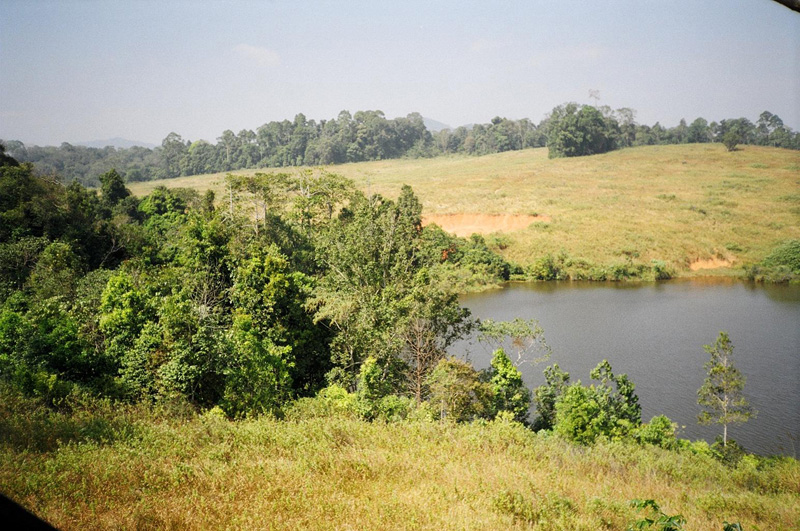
[528,253,567,280]
[650,260,673,281]
[486,348,531,423]
[628,499,685,530]
[553,360,640,444]
[532,363,570,430]
[554,384,609,444]
[426,357,492,422]
[283,385,359,420]
[711,437,746,467]
[634,415,678,449]
[762,239,800,273]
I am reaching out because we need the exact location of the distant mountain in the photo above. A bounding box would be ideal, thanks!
[422,117,452,132]
[76,137,157,149]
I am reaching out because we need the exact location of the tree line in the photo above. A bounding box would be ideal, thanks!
[3,107,797,187]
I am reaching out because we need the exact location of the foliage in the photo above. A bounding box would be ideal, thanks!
[532,363,570,430]
[554,360,641,444]
[762,239,800,273]
[711,436,747,467]
[99,168,131,206]
[485,349,531,423]
[628,499,685,530]
[722,130,739,152]
[478,318,550,365]
[223,313,292,417]
[634,415,678,450]
[312,185,471,397]
[697,332,754,446]
[546,103,619,158]
[426,357,492,422]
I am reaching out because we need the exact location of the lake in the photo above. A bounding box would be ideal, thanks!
[454,279,800,456]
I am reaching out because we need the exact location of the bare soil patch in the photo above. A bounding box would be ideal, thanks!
[689,257,733,271]
[422,213,550,237]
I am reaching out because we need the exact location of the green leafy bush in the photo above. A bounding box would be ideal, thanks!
[426,357,492,422]
[762,239,800,273]
[486,348,531,423]
[628,499,685,530]
[554,360,640,444]
[634,415,678,449]
[532,363,570,430]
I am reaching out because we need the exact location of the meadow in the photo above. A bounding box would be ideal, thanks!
[2,389,798,530]
[128,144,800,275]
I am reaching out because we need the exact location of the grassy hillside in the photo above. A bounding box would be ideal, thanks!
[128,145,800,274]
[2,392,798,530]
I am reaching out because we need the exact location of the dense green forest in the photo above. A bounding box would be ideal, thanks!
[3,106,798,187]
[0,150,520,418]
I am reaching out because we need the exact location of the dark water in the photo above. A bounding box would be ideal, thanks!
[454,279,800,456]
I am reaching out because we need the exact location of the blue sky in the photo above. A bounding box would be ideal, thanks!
[1,0,798,146]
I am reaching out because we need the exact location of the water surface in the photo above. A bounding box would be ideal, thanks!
[454,279,800,456]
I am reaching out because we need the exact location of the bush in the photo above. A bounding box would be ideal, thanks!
[553,360,640,444]
[554,384,609,444]
[532,363,570,431]
[283,385,359,420]
[426,357,493,422]
[711,437,746,467]
[486,348,531,423]
[528,253,567,280]
[762,239,800,273]
[634,415,678,449]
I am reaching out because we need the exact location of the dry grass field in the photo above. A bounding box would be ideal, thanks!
[128,144,800,275]
[2,393,798,531]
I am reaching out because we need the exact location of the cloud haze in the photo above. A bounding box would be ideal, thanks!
[233,44,281,68]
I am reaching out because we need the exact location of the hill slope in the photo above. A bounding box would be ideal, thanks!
[127,145,800,273]
[2,398,797,530]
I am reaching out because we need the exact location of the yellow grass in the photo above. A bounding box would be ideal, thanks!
[128,145,800,273]
[3,408,799,530]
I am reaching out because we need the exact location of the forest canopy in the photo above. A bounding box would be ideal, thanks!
[3,107,797,187]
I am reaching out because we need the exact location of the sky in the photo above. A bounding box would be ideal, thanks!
[1,0,798,146]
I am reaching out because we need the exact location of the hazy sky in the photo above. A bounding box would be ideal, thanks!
[1,0,798,146]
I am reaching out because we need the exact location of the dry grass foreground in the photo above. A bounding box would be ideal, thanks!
[128,145,800,274]
[2,409,799,530]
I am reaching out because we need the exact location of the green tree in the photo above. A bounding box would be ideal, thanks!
[722,130,739,152]
[532,363,570,430]
[487,348,531,423]
[399,269,473,402]
[554,360,640,444]
[687,117,710,143]
[697,332,754,446]
[230,243,329,399]
[546,103,618,158]
[98,169,130,207]
[426,357,492,422]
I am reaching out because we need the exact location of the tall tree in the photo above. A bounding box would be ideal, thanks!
[98,169,130,207]
[546,103,618,158]
[697,332,755,446]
